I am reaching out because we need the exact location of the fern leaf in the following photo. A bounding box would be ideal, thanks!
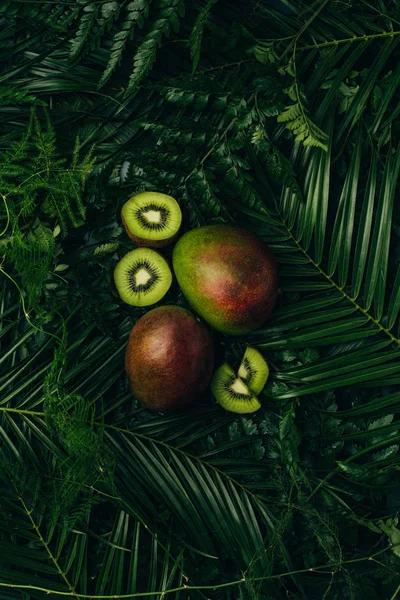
[124,0,185,97]
[278,78,328,151]
[378,519,400,557]
[253,136,301,194]
[189,0,218,74]
[100,1,120,19]
[98,0,151,88]
[187,168,226,220]
[253,41,280,64]
[278,102,328,150]
[6,220,55,309]
[277,102,302,122]
[93,242,119,256]
[69,3,99,61]
[0,85,46,106]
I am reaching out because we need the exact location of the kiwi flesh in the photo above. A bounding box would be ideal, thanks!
[211,363,261,414]
[121,192,182,248]
[114,248,172,306]
[238,347,269,394]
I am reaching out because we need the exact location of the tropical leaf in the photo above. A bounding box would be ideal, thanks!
[235,125,400,400]
[2,2,400,600]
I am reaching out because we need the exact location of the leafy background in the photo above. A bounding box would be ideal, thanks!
[1,0,400,598]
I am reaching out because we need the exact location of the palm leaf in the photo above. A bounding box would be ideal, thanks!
[2,2,400,599]
[237,117,400,399]
[106,427,272,574]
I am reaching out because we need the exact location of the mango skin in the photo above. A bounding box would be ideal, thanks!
[172,225,279,335]
[125,306,214,412]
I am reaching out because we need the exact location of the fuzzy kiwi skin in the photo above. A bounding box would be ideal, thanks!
[173,225,279,335]
[125,306,214,412]
[121,212,180,248]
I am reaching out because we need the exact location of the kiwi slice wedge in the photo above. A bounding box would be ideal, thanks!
[114,248,172,307]
[238,347,269,394]
[121,191,182,248]
[211,363,261,414]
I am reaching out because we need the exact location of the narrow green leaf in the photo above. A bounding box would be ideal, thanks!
[337,36,400,139]
[269,293,344,319]
[313,123,332,265]
[317,41,369,121]
[272,361,400,399]
[279,349,400,383]
[350,150,378,300]
[371,61,400,134]
[373,144,400,320]
[327,127,362,284]
[387,263,400,330]
[258,318,369,348]
[364,144,400,313]
[282,340,392,378]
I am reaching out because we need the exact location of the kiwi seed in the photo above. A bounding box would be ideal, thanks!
[238,347,269,394]
[114,248,172,307]
[211,363,261,414]
[121,191,182,248]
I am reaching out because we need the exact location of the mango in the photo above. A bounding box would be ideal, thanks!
[172,225,278,335]
[125,306,214,412]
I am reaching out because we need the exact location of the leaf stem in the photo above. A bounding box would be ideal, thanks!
[17,495,79,597]
[390,582,400,600]
[0,194,10,237]
[0,545,392,598]
[297,29,400,51]
[283,225,400,345]
[0,407,44,416]
[0,265,62,343]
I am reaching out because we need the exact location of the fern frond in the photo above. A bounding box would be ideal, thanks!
[5,221,54,309]
[216,138,261,209]
[0,85,46,106]
[278,89,328,151]
[253,41,280,65]
[0,110,94,309]
[98,0,151,88]
[187,168,224,220]
[253,136,301,194]
[93,242,119,256]
[189,0,218,73]
[69,3,100,61]
[124,0,185,97]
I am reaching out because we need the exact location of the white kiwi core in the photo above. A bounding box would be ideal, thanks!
[144,210,162,224]
[135,268,152,286]
[230,378,250,396]
[238,363,249,379]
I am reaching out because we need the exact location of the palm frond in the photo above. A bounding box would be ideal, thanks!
[233,119,400,400]
[2,2,400,599]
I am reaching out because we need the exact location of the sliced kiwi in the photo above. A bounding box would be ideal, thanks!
[121,191,182,248]
[114,248,172,306]
[211,363,261,414]
[238,347,269,394]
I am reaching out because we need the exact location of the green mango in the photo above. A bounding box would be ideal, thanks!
[172,224,279,335]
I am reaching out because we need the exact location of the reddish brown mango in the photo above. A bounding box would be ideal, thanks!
[125,306,214,412]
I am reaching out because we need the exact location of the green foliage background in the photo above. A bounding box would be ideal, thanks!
[1,0,400,598]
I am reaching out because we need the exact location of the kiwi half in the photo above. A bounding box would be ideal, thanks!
[211,363,261,414]
[121,192,182,248]
[238,347,269,394]
[114,248,172,306]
